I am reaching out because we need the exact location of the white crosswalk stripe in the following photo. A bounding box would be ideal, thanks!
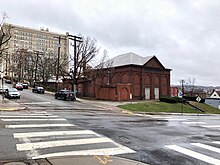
[13,130,101,138]
[1,112,135,159]
[6,124,75,128]
[2,118,66,121]
[191,143,220,153]
[166,144,220,165]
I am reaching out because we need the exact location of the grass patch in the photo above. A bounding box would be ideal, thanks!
[118,101,220,114]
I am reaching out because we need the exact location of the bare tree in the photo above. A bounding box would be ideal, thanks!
[0,12,13,59]
[37,51,57,84]
[60,36,100,90]
[187,78,196,95]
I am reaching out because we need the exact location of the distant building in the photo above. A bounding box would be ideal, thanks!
[209,89,220,99]
[80,52,171,101]
[170,86,179,97]
[1,23,69,80]
[205,89,220,109]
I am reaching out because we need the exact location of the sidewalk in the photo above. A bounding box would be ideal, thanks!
[0,95,26,111]
[3,156,148,165]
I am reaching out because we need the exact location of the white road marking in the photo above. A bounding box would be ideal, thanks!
[191,143,220,153]
[201,125,220,128]
[182,122,206,124]
[32,146,135,159]
[17,137,116,151]
[6,124,75,128]
[20,137,40,159]
[2,118,66,121]
[212,141,220,145]
[166,145,220,165]
[21,102,51,105]
[14,130,101,138]
[0,115,58,118]
[167,119,187,121]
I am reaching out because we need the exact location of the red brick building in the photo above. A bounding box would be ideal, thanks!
[80,52,171,101]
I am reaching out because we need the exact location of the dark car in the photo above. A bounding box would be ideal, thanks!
[22,83,28,89]
[4,88,20,99]
[32,86,45,94]
[55,90,76,101]
[5,79,12,84]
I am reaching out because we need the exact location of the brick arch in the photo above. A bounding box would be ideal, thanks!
[120,87,129,101]
[154,75,160,86]
[121,73,129,83]
[108,88,116,100]
[112,74,117,83]
[103,76,108,84]
[161,76,168,96]
[134,74,141,84]
[144,74,151,85]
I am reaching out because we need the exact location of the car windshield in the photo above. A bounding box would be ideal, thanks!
[9,88,18,92]
[37,87,44,89]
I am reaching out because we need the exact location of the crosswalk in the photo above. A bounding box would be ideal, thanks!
[165,141,220,165]
[0,111,135,159]
[164,117,220,165]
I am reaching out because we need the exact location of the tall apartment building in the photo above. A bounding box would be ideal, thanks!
[1,23,69,82]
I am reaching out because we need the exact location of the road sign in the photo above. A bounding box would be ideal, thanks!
[196,96,201,102]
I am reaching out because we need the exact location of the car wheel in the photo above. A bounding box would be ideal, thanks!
[18,96,20,99]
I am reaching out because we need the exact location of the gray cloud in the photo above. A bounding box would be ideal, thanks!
[1,0,220,86]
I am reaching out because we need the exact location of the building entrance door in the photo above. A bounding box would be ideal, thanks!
[145,88,150,100]
[154,88,159,99]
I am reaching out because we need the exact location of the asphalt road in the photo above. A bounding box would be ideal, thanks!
[0,88,220,165]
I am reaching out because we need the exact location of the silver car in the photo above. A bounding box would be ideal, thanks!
[5,88,20,99]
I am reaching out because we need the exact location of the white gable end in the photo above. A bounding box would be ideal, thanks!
[210,91,220,98]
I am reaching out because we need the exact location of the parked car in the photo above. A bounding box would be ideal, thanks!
[55,90,76,101]
[4,88,20,99]
[0,85,8,94]
[22,83,28,89]
[32,86,45,94]
[5,79,12,84]
[14,83,23,90]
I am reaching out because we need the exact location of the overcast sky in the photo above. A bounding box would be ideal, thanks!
[1,0,220,86]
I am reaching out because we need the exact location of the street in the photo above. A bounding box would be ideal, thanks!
[0,88,220,165]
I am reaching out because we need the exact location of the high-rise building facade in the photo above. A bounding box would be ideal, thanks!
[2,23,69,82]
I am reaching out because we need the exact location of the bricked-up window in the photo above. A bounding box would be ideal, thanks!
[122,73,129,83]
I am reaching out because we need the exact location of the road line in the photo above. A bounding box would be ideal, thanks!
[2,118,66,121]
[21,102,51,105]
[191,143,220,153]
[182,122,206,124]
[0,115,58,118]
[212,141,220,145]
[14,130,101,138]
[6,124,75,128]
[17,137,115,151]
[32,146,135,159]
[165,145,220,165]
[167,119,187,121]
[201,125,220,128]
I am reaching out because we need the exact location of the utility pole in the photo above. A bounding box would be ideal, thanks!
[34,51,39,88]
[181,79,185,115]
[68,34,82,92]
[56,36,61,92]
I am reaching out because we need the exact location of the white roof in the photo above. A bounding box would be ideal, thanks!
[105,52,154,68]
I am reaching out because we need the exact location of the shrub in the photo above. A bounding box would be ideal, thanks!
[159,96,186,103]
